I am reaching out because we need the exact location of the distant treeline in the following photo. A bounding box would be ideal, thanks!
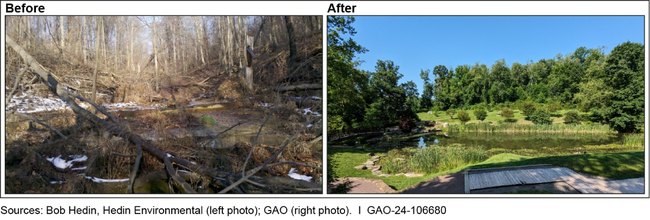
[328,16,644,134]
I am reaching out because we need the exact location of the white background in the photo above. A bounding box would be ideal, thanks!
[1,1,648,219]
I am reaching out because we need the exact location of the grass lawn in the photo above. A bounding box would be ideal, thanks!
[417,109,586,125]
[329,146,644,191]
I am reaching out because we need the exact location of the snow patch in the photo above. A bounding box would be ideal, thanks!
[46,155,87,170]
[6,90,72,113]
[103,102,141,110]
[81,174,129,183]
[288,168,312,182]
[257,102,271,108]
[71,166,87,171]
[5,89,159,114]
[298,107,322,117]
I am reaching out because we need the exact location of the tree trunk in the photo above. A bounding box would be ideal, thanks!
[92,17,102,103]
[153,16,160,91]
[278,84,322,92]
[59,16,65,48]
[284,16,297,71]
[245,35,254,90]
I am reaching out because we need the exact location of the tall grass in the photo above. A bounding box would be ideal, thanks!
[380,145,488,174]
[448,123,613,133]
[623,133,644,147]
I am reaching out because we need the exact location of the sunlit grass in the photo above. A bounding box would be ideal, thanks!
[418,109,602,132]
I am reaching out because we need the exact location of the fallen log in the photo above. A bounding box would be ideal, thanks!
[6,35,321,194]
[278,83,322,92]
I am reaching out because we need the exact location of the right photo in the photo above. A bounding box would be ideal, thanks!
[327,16,645,194]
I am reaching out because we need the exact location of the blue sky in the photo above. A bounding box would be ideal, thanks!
[346,16,644,94]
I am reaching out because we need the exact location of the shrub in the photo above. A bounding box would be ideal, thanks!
[547,101,562,113]
[399,117,416,133]
[530,109,552,125]
[520,101,537,119]
[446,109,457,120]
[563,111,582,125]
[500,107,514,119]
[473,107,488,122]
[457,110,471,124]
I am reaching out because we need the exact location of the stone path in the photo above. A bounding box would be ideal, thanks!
[354,154,424,178]
[330,177,396,194]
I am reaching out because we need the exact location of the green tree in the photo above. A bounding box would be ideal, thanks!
[327,16,368,131]
[500,107,514,122]
[519,101,537,119]
[488,59,513,103]
[446,108,456,120]
[602,42,645,133]
[547,101,562,113]
[363,60,418,128]
[530,109,553,125]
[473,107,488,122]
[403,80,420,114]
[419,69,434,111]
[563,111,582,125]
[457,110,471,124]
[548,56,583,103]
[432,65,452,110]
[511,62,530,90]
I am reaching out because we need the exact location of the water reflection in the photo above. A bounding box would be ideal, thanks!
[417,137,438,148]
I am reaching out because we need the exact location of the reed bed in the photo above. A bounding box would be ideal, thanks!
[380,144,488,174]
[448,123,613,133]
[623,133,645,147]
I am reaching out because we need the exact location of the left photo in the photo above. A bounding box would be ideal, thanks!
[4,16,323,194]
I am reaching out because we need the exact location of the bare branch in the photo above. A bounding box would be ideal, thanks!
[220,119,317,193]
[163,155,196,193]
[6,67,27,106]
[199,120,249,149]
[241,97,278,176]
[267,161,322,170]
[127,140,143,193]
[70,92,126,128]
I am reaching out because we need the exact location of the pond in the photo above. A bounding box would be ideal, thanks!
[399,132,638,156]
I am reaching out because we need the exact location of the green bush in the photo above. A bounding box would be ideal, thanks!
[457,110,471,124]
[446,109,457,120]
[473,107,488,122]
[500,107,514,119]
[519,101,537,119]
[530,109,552,125]
[547,101,562,113]
[563,111,582,125]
